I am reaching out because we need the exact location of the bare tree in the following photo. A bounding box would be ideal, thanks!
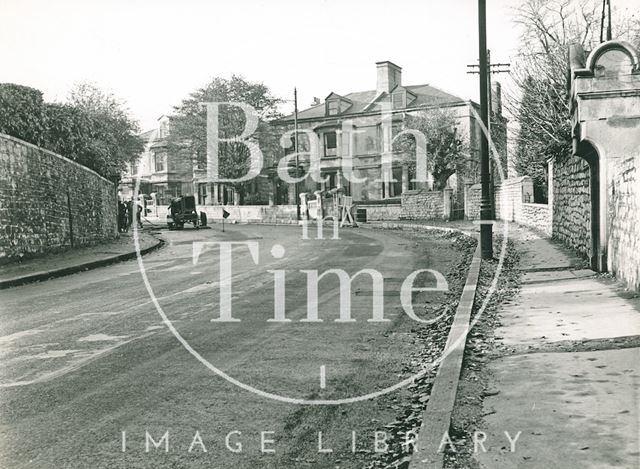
[506,0,639,199]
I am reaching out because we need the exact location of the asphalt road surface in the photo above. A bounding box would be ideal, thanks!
[0,224,465,468]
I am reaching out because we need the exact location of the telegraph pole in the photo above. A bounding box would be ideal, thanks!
[478,0,493,259]
[467,51,510,221]
[294,87,300,220]
[467,51,511,134]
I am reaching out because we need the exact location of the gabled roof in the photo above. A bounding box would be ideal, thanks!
[390,84,417,97]
[279,83,467,122]
[325,91,352,103]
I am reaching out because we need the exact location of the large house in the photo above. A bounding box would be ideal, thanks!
[119,115,234,206]
[271,60,506,206]
[118,115,190,205]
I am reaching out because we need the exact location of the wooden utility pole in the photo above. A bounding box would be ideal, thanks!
[294,87,300,220]
[467,50,510,219]
[478,0,493,259]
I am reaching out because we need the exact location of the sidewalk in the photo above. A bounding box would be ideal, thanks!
[0,231,162,289]
[475,225,640,469]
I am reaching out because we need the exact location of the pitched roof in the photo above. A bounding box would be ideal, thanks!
[279,83,467,122]
[139,129,157,142]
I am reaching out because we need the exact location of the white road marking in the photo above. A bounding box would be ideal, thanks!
[0,331,157,388]
[0,329,44,344]
[77,334,130,342]
[320,365,326,389]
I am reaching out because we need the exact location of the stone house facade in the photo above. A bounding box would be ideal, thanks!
[119,115,203,205]
[271,61,506,208]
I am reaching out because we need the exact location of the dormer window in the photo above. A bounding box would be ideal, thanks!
[324,92,352,116]
[327,100,340,115]
[392,92,405,109]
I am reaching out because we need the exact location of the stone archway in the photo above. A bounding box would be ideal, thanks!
[574,140,602,271]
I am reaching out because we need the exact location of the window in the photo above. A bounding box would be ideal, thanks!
[392,92,404,109]
[316,172,338,191]
[392,167,403,196]
[324,132,337,157]
[355,126,379,155]
[152,183,181,205]
[168,182,182,198]
[327,100,339,115]
[154,151,166,172]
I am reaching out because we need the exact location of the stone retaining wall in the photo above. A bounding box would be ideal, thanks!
[0,134,117,263]
[551,154,591,258]
[521,203,552,237]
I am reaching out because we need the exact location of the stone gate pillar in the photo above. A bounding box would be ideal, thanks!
[568,40,640,274]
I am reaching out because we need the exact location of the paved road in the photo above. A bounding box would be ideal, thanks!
[0,224,462,468]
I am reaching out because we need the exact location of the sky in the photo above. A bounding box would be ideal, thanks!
[1,0,638,131]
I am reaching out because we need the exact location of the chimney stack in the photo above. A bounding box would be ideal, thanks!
[491,81,502,116]
[376,61,402,95]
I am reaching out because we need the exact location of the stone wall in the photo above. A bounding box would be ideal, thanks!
[551,154,591,258]
[156,204,299,224]
[0,134,117,263]
[494,176,533,221]
[608,154,640,290]
[492,176,552,236]
[464,183,481,220]
[400,190,450,220]
[354,204,403,221]
[521,203,552,237]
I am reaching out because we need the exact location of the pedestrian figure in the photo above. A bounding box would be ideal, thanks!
[117,201,128,233]
[126,200,134,232]
[136,200,143,229]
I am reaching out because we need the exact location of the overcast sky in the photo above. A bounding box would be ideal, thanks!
[1,0,638,131]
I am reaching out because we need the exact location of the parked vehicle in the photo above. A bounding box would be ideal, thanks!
[167,195,207,230]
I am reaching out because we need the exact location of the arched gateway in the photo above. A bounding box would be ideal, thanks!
[563,40,640,282]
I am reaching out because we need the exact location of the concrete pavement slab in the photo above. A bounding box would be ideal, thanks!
[520,269,595,284]
[496,277,640,346]
[476,347,640,469]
